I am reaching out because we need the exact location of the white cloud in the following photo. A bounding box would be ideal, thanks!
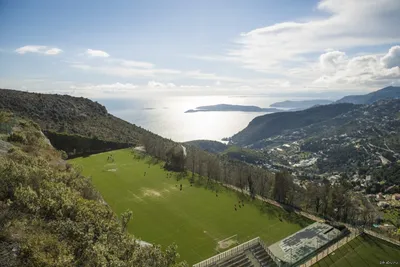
[70,82,137,93]
[119,59,154,68]
[313,46,400,88]
[227,0,400,73]
[16,45,46,54]
[15,45,63,55]
[147,81,164,88]
[86,49,110,57]
[183,70,245,83]
[381,45,400,68]
[72,63,181,77]
[147,81,177,88]
[319,51,347,72]
[166,82,176,88]
[70,59,249,83]
[44,48,63,55]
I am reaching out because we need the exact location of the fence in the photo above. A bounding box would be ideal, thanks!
[298,231,360,267]
[192,237,261,267]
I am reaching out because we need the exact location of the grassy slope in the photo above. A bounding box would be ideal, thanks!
[69,149,311,265]
[313,234,400,267]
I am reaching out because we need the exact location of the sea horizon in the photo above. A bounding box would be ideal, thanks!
[96,95,316,143]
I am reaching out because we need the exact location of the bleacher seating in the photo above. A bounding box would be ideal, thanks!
[218,252,251,267]
[250,244,277,267]
[211,243,277,267]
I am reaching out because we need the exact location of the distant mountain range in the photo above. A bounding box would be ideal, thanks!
[185,104,281,113]
[231,86,400,146]
[270,99,333,109]
[336,86,400,104]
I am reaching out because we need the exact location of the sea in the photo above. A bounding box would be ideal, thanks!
[96,95,301,143]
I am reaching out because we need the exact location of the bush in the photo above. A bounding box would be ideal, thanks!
[59,150,68,160]
[7,132,26,144]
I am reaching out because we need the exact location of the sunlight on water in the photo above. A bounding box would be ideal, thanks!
[99,95,291,142]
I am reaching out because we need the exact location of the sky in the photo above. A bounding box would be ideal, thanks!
[0,0,400,99]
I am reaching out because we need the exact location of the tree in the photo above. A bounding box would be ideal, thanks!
[247,174,255,199]
[257,171,268,198]
[165,145,186,171]
[120,209,133,232]
[321,178,331,217]
[273,171,291,203]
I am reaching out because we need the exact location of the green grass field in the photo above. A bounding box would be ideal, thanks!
[69,149,312,265]
[313,234,400,267]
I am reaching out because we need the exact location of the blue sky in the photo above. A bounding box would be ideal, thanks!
[0,0,400,98]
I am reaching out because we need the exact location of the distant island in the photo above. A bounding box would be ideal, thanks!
[185,104,281,113]
[270,99,333,109]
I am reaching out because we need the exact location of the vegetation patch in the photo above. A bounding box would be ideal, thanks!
[0,115,187,267]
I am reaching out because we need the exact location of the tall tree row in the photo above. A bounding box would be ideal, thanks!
[139,132,376,227]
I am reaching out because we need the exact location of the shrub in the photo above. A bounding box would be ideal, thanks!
[59,150,68,160]
[7,132,27,144]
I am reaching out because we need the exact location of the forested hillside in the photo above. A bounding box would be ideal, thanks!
[0,89,151,144]
[231,103,356,145]
[183,140,228,153]
[0,111,186,267]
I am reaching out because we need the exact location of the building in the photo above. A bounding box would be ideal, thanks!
[192,222,345,267]
[192,237,277,267]
[268,222,343,266]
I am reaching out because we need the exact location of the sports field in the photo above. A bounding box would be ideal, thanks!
[69,148,311,265]
[313,234,400,267]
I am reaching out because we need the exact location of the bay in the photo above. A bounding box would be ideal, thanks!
[96,95,298,142]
